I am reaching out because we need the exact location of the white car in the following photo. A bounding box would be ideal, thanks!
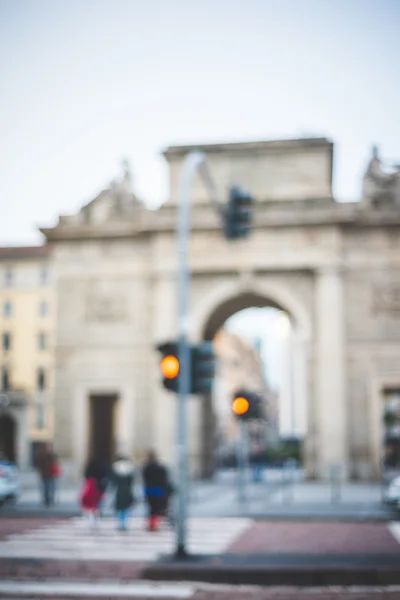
[0,461,19,505]
[385,475,400,508]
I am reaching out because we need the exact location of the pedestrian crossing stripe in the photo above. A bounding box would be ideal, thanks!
[0,580,195,598]
[389,522,400,545]
[0,517,251,561]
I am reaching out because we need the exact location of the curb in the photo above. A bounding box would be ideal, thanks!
[143,554,400,587]
[1,508,398,521]
[144,564,400,587]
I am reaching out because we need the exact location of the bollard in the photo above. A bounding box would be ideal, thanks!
[285,459,294,503]
[330,464,341,504]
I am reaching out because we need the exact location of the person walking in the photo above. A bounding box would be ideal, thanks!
[35,444,59,507]
[50,459,62,504]
[80,476,102,531]
[84,456,109,515]
[80,457,108,530]
[111,454,135,531]
[142,450,170,532]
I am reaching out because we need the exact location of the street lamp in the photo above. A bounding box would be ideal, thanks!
[174,151,254,558]
[175,151,217,559]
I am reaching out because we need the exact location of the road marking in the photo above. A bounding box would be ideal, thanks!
[388,521,400,545]
[0,517,251,561]
[1,581,400,599]
[0,580,194,598]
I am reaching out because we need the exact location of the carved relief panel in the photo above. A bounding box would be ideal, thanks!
[84,281,128,323]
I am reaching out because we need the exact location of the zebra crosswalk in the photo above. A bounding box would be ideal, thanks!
[0,517,251,561]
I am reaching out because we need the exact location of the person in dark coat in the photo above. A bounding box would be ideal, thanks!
[35,444,59,507]
[111,455,135,531]
[142,450,170,531]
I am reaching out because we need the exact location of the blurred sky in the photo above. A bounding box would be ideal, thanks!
[225,307,290,391]
[1,0,400,245]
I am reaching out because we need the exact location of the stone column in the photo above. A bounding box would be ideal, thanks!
[116,384,135,457]
[315,266,348,479]
[74,384,89,478]
[292,333,308,438]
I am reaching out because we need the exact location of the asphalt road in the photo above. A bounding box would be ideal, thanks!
[0,580,400,600]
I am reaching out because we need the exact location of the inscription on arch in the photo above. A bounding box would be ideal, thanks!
[85,292,127,322]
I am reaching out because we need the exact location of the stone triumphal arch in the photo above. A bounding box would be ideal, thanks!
[41,138,400,480]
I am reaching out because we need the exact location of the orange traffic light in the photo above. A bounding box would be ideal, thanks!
[232,396,249,416]
[157,342,180,392]
[160,355,180,379]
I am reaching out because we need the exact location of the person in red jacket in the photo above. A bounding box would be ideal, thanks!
[80,457,107,530]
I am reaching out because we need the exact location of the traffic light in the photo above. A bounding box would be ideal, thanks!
[156,341,181,392]
[190,341,215,394]
[223,186,253,240]
[231,389,264,421]
[232,395,250,418]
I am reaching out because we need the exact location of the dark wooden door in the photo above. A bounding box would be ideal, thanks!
[89,395,116,467]
[0,414,16,463]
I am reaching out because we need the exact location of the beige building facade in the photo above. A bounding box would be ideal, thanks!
[39,137,400,481]
[213,329,278,451]
[0,246,55,467]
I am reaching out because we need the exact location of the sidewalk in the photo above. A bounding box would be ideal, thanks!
[144,519,400,587]
[9,468,397,521]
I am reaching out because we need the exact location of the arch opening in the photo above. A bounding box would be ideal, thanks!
[203,292,294,341]
[198,290,308,478]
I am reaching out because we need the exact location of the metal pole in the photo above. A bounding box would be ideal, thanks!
[330,464,341,504]
[176,151,206,559]
[243,420,250,478]
[289,334,296,439]
[285,460,293,503]
[237,420,247,508]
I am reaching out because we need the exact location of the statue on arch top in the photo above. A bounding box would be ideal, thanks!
[110,158,141,215]
[362,145,400,208]
[121,158,133,192]
[78,159,142,226]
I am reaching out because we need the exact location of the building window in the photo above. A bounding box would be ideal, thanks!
[1,367,9,391]
[39,301,48,316]
[40,268,48,285]
[38,332,47,350]
[2,333,11,352]
[4,268,13,287]
[37,368,46,391]
[3,302,11,317]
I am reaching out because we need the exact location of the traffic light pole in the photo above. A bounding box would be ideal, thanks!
[176,150,210,559]
[174,153,253,556]
[237,420,249,508]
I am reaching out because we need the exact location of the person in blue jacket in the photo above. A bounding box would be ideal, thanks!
[142,450,171,531]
